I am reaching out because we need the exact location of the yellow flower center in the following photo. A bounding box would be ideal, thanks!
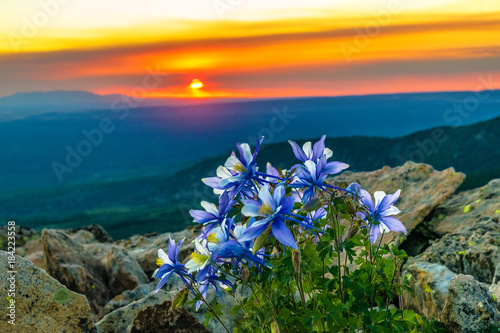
[233,161,247,173]
[191,250,209,265]
[259,202,274,216]
[207,233,219,244]
[156,258,164,267]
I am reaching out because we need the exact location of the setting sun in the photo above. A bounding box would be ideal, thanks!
[190,79,203,89]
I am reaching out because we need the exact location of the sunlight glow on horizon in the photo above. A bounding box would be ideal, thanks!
[1,0,499,98]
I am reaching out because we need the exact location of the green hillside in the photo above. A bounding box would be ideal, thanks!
[2,116,499,239]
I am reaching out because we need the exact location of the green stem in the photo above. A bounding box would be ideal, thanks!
[188,281,230,333]
[295,271,307,308]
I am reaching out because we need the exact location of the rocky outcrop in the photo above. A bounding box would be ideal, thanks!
[0,225,39,256]
[7,163,499,332]
[426,178,500,236]
[418,217,500,284]
[332,161,465,245]
[42,229,111,314]
[441,274,500,333]
[402,259,457,319]
[96,291,209,333]
[97,274,189,320]
[0,251,97,332]
[67,223,114,243]
[97,283,156,320]
[105,245,149,296]
[490,265,500,301]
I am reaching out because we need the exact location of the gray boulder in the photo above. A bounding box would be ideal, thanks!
[0,251,97,332]
[402,259,457,319]
[42,229,110,314]
[105,245,149,296]
[96,290,209,333]
[441,274,500,333]
[419,217,500,284]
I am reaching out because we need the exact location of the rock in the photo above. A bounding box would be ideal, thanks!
[418,217,500,284]
[105,245,150,296]
[402,259,457,319]
[115,226,200,277]
[97,278,188,321]
[96,290,209,333]
[331,161,465,246]
[0,251,97,332]
[25,250,45,269]
[490,265,500,301]
[0,224,40,253]
[130,299,210,333]
[97,283,156,321]
[42,229,110,314]
[23,237,45,269]
[66,224,114,244]
[427,178,500,236]
[441,274,500,333]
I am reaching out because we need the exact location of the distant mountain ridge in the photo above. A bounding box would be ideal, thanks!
[2,89,500,121]
[1,115,499,239]
[0,90,257,120]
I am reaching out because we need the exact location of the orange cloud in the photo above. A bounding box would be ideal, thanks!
[1,11,499,97]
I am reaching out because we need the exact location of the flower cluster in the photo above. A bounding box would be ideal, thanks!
[152,136,406,314]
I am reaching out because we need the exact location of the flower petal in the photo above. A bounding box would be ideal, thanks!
[373,191,387,209]
[380,216,407,234]
[202,177,223,189]
[378,189,401,212]
[380,206,401,217]
[311,135,326,161]
[259,185,274,208]
[360,189,374,212]
[289,140,308,162]
[324,147,333,159]
[238,222,269,242]
[302,141,313,159]
[369,224,380,243]
[242,203,263,217]
[323,161,349,175]
[190,210,216,223]
[271,219,297,249]
[239,143,253,165]
[153,271,173,293]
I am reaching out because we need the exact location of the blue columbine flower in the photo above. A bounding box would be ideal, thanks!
[358,189,407,243]
[152,236,191,294]
[346,182,362,198]
[195,265,234,310]
[238,184,309,249]
[291,155,349,202]
[300,207,327,232]
[190,191,234,238]
[289,135,333,163]
[203,138,265,198]
[217,238,271,274]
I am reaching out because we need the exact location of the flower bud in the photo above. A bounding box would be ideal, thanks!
[169,286,189,311]
[292,250,301,274]
[240,266,249,283]
[347,223,359,240]
[347,199,357,217]
[270,319,280,333]
[252,226,272,254]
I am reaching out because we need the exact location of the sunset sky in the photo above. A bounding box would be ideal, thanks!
[1,0,499,98]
